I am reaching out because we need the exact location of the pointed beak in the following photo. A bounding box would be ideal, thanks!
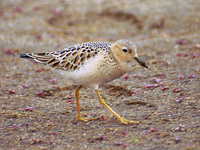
[134,57,148,68]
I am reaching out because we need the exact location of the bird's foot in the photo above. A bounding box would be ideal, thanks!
[117,117,139,125]
[76,115,99,122]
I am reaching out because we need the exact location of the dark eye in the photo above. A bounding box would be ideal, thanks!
[122,49,128,53]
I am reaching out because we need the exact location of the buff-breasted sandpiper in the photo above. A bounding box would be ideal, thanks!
[19,39,148,124]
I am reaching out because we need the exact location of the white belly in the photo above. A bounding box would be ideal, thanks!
[56,54,128,89]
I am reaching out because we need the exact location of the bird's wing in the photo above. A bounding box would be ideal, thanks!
[19,42,111,71]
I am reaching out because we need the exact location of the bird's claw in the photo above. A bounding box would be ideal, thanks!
[117,117,139,124]
[76,116,99,122]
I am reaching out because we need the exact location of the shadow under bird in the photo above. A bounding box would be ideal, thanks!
[19,39,148,124]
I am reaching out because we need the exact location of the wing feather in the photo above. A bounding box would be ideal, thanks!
[19,42,112,71]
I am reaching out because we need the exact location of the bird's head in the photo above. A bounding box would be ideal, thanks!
[111,39,148,68]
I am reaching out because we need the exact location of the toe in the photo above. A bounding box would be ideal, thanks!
[76,116,99,122]
[117,118,139,124]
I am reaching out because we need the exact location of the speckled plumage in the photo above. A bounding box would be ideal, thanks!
[26,41,112,71]
[19,39,148,124]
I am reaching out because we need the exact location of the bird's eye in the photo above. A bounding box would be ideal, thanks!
[122,49,128,53]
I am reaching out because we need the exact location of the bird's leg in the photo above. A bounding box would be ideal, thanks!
[96,90,139,124]
[74,85,83,120]
[74,85,98,122]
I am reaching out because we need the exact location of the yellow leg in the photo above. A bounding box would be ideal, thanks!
[96,90,139,124]
[74,85,98,122]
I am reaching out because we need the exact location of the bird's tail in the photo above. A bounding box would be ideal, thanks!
[18,53,53,64]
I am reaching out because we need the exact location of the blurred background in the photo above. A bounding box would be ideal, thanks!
[1,0,199,51]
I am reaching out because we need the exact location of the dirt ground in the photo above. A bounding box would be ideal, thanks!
[0,0,200,150]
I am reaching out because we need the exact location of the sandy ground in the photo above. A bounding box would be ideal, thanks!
[0,0,200,149]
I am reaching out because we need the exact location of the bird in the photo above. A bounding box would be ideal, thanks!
[19,39,148,124]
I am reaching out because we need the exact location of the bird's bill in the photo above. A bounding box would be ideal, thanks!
[134,57,148,68]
